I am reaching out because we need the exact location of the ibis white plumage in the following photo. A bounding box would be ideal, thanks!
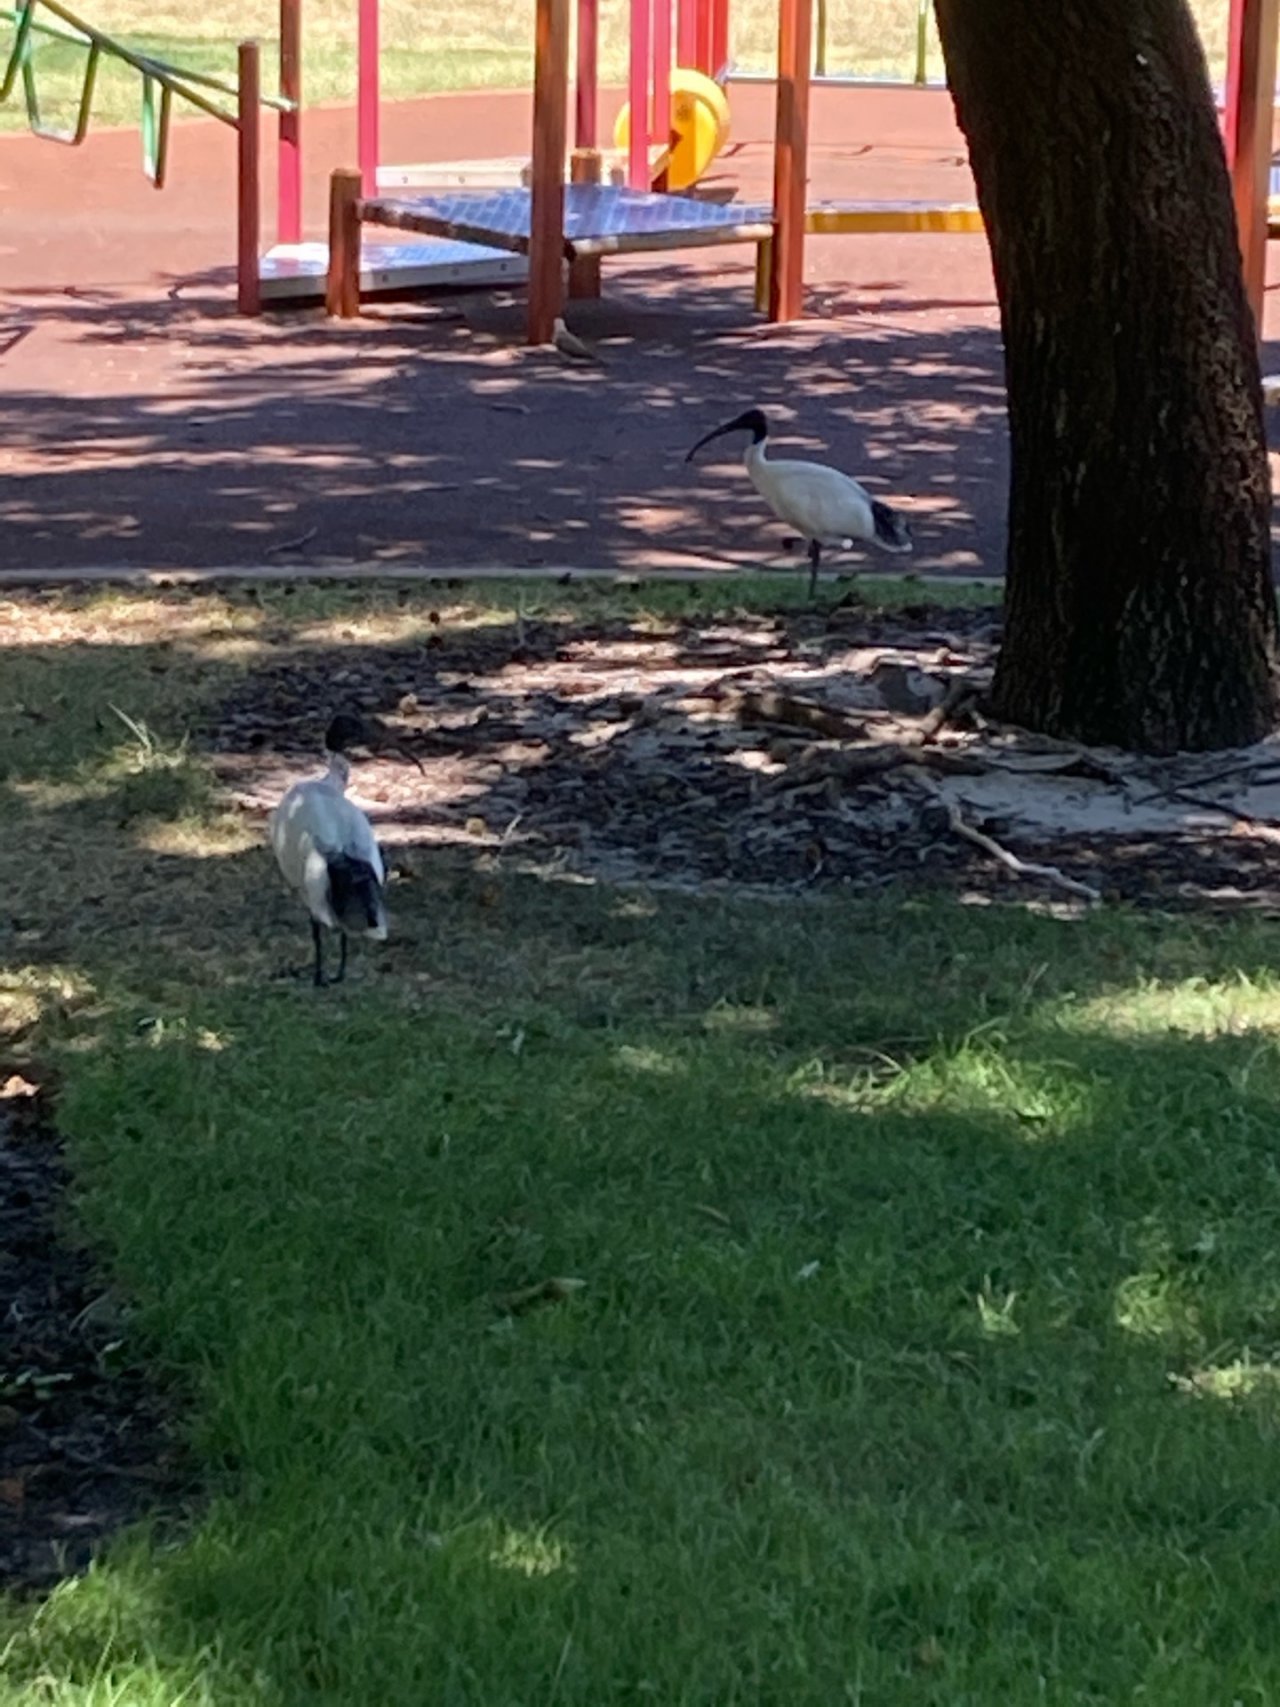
[686,406,913,595]
[269,713,391,987]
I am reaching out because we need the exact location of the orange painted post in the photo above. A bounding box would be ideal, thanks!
[1224,0,1280,327]
[325,167,363,317]
[529,0,571,342]
[236,40,262,315]
[769,0,811,321]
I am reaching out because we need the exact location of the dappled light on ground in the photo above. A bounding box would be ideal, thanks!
[7,583,1280,1703]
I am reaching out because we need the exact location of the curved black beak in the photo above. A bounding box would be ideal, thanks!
[686,421,736,463]
[386,737,426,776]
[684,408,767,464]
[325,711,424,774]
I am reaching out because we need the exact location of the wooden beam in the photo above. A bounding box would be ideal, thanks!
[769,0,811,321]
[529,0,570,343]
[1224,0,1280,328]
[568,147,603,297]
[325,167,363,318]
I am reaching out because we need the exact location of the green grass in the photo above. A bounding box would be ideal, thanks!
[5,578,1280,1705]
[0,0,1234,134]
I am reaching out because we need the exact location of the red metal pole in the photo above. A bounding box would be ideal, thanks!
[529,0,569,342]
[1224,0,1279,326]
[709,0,728,79]
[769,0,810,321]
[695,0,712,77]
[237,40,262,315]
[358,0,379,194]
[576,0,598,147]
[676,0,696,68]
[651,0,670,174]
[277,0,302,244]
[628,0,650,188]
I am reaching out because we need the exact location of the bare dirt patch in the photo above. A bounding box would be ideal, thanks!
[0,1077,191,1594]
[206,598,1280,912]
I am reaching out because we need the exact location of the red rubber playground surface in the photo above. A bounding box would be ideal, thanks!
[1,82,1278,581]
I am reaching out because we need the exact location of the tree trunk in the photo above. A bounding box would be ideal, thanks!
[934,0,1278,753]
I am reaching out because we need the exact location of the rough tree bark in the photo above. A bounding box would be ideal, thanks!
[933,0,1278,753]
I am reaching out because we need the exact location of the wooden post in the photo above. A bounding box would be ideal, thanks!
[237,40,262,315]
[569,147,602,297]
[753,234,772,312]
[769,0,811,322]
[1224,0,1279,328]
[358,0,380,194]
[529,0,570,343]
[277,0,302,245]
[325,167,363,317]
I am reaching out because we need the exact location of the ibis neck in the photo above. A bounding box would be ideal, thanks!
[744,437,769,473]
[326,753,351,790]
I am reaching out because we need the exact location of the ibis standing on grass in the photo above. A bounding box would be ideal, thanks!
[686,407,913,596]
[269,713,398,988]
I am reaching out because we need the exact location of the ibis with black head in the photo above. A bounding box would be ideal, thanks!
[268,712,419,988]
[686,407,913,596]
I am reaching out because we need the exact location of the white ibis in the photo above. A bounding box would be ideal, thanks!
[268,713,412,988]
[686,407,913,595]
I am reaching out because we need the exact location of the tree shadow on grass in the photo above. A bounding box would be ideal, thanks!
[7,916,1280,1704]
[8,587,1280,1700]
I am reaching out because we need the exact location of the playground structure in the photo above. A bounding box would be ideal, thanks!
[3,0,1280,335]
[324,0,984,340]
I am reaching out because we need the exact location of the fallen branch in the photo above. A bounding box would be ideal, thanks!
[769,741,989,792]
[919,676,983,742]
[727,686,870,743]
[940,801,1102,903]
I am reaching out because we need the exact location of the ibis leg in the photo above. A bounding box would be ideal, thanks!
[334,933,349,985]
[807,539,822,599]
[311,918,325,987]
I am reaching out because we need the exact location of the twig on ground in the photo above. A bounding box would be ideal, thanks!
[1130,759,1280,807]
[1165,790,1280,834]
[264,527,318,557]
[942,802,1102,903]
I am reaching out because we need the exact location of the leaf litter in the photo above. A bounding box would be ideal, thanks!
[206,598,1280,912]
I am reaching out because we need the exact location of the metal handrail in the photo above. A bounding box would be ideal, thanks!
[1,0,295,175]
[809,0,935,85]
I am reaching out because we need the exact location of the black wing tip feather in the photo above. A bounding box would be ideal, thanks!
[870,499,912,554]
[327,853,385,932]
